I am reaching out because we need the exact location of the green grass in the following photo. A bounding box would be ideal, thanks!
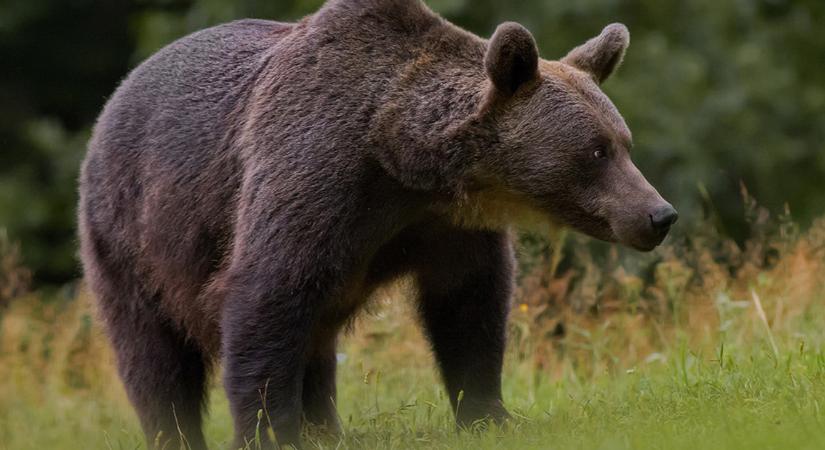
[318,341,825,450]
[1,291,824,450]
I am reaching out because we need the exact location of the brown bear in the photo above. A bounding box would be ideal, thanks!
[78,0,677,448]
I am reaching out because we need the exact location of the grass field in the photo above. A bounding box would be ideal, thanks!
[2,214,825,449]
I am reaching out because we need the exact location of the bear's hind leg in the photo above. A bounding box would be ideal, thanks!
[100,289,210,450]
[81,206,211,449]
[302,336,341,434]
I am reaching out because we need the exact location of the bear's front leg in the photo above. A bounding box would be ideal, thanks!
[219,213,350,448]
[221,268,319,449]
[413,226,516,427]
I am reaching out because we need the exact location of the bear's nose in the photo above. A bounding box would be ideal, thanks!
[650,205,678,232]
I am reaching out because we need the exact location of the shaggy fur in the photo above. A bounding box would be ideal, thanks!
[78,0,675,448]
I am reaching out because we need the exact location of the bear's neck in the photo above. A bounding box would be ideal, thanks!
[366,25,493,193]
[315,0,489,118]
[313,0,495,195]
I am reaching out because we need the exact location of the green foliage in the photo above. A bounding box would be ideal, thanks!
[1,0,824,283]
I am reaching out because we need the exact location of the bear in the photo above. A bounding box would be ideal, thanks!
[78,0,677,448]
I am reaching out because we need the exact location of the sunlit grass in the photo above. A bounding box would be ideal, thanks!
[1,286,824,450]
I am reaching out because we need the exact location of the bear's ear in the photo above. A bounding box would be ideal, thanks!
[562,23,629,84]
[485,22,539,97]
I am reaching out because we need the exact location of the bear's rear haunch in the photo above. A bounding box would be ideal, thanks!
[78,0,676,448]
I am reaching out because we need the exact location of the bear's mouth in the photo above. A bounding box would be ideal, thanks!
[552,204,618,245]
[610,218,671,252]
[558,206,669,252]
[625,233,666,252]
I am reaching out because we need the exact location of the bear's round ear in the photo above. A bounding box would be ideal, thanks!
[485,22,539,97]
[561,23,629,84]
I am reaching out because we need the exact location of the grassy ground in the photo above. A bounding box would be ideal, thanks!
[2,215,825,449]
[1,285,824,450]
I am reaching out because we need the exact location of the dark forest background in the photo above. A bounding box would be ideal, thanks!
[1,0,823,285]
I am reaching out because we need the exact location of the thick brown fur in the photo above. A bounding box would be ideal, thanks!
[78,1,675,448]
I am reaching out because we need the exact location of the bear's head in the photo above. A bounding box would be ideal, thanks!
[473,22,677,251]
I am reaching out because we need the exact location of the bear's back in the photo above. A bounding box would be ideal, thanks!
[79,20,293,307]
[88,19,289,167]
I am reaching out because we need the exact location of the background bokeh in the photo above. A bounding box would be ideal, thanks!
[1,0,824,285]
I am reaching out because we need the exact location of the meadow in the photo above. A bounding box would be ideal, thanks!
[1,201,825,450]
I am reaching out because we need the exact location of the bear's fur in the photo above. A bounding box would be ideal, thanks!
[78,0,675,448]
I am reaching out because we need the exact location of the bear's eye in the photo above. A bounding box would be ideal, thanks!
[593,148,607,159]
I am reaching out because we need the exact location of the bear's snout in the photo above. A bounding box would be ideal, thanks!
[597,160,677,252]
[620,202,677,251]
[650,204,678,234]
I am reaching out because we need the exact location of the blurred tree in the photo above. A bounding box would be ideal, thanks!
[1,0,823,285]
[0,0,134,283]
